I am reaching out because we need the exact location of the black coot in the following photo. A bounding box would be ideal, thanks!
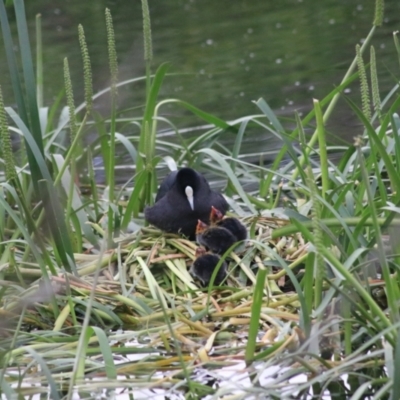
[195,220,237,255]
[189,247,227,286]
[210,206,247,242]
[144,168,228,239]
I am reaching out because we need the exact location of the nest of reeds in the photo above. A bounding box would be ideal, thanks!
[4,215,309,337]
[117,214,307,294]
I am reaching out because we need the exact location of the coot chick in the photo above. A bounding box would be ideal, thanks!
[144,168,228,239]
[189,247,227,286]
[196,220,237,255]
[210,206,247,242]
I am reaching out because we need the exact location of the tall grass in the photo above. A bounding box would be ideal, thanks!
[1,0,400,398]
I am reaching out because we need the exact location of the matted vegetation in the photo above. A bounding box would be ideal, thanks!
[1,0,400,398]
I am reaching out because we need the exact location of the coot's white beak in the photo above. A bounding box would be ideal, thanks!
[185,186,194,210]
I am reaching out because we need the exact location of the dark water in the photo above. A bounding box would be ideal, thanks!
[1,0,400,166]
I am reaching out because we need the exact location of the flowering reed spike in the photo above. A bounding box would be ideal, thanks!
[373,0,384,27]
[370,46,381,120]
[0,85,17,184]
[141,0,153,63]
[78,24,93,114]
[393,32,400,69]
[356,44,371,122]
[105,8,118,98]
[63,57,77,142]
[307,166,326,310]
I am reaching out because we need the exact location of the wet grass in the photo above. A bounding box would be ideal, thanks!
[1,0,400,398]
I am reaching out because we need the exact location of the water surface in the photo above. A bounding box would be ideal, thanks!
[1,1,399,168]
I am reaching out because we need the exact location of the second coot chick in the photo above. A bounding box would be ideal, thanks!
[189,247,227,286]
[196,220,237,255]
[144,168,228,239]
[210,206,247,242]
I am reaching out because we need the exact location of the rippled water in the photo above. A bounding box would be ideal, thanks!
[1,0,399,176]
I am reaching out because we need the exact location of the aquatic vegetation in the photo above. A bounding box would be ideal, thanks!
[1,0,400,398]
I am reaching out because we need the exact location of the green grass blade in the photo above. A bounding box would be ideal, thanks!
[36,13,43,108]
[314,99,329,197]
[53,154,98,247]
[0,185,47,271]
[345,96,400,197]
[391,331,400,400]
[137,62,170,175]
[356,142,400,323]
[0,377,16,398]
[6,106,51,180]
[156,98,232,130]
[0,0,28,124]
[245,268,267,364]
[321,246,394,344]
[392,114,400,177]
[14,0,43,154]
[231,119,248,171]
[197,148,256,213]
[142,62,170,126]
[115,132,137,163]
[2,182,57,275]
[89,327,117,379]
[121,169,148,229]
[254,98,285,134]
[38,179,76,274]
[6,107,76,272]
[25,347,61,400]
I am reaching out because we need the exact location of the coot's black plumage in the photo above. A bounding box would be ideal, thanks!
[195,220,237,255]
[189,247,227,286]
[210,206,247,242]
[144,168,228,239]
